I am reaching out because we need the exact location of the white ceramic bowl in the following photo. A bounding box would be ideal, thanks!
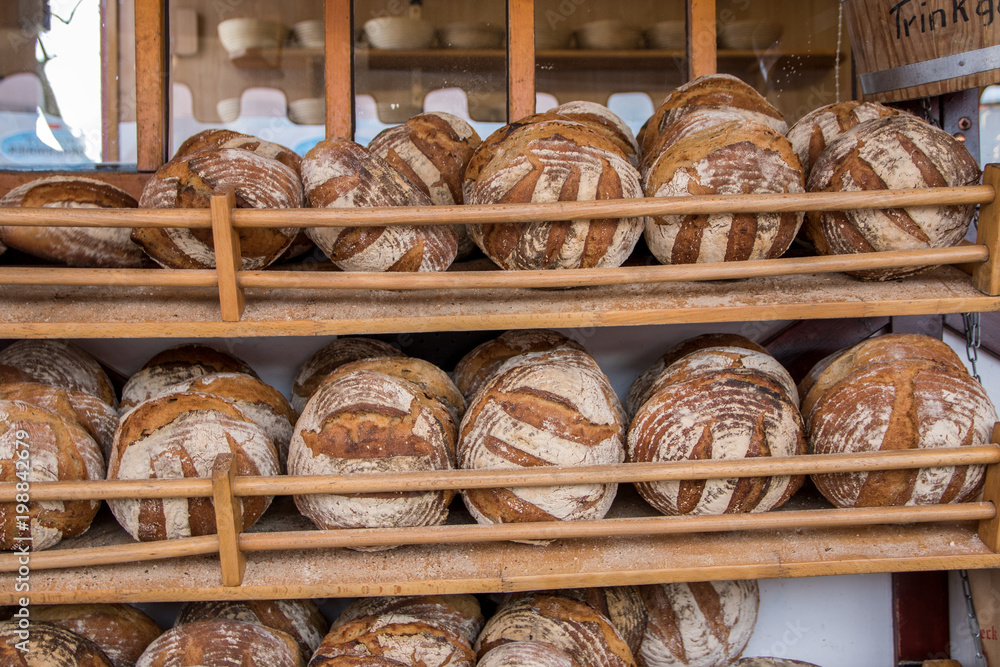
[216,98,241,123]
[218,18,287,53]
[364,17,435,49]
[292,19,324,48]
[288,97,325,125]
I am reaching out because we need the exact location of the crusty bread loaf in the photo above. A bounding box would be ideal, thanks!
[804,115,981,280]
[301,138,458,273]
[0,382,116,460]
[141,343,260,376]
[467,119,643,270]
[0,620,113,666]
[175,599,328,660]
[136,619,302,667]
[553,100,639,166]
[477,641,581,667]
[643,119,805,265]
[288,370,456,546]
[107,392,278,541]
[292,337,405,414]
[0,365,35,385]
[809,359,996,507]
[0,399,105,550]
[628,369,805,515]
[735,659,821,666]
[32,603,163,667]
[173,129,302,173]
[136,148,302,270]
[638,580,759,667]
[476,594,636,667]
[0,339,117,408]
[785,101,904,178]
[638,107,750,176]
[333,595,483,645]
[310,613,475,667]
[0,176,149,268]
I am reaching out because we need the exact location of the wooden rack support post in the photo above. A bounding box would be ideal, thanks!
[687,0,717,79]
[210,190,246,322]
[507,0,536,120]
[973,164,1000,295]
[134,0,168,171]
[212,454,247,587]
[325,0,354,139]
[978,423,1000,552]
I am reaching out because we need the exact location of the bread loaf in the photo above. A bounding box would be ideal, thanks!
[136,619,302,667]
[292,337,405,414]
[0,382,116,460]
[643,119,805,265]
[173,129,302,172]
[301,138,458,272]
[32,603,163,667]
[0,399,105,550]
[477,641,581,667]
[0,365,36,385]
[140,343,260,377]
[628,369,805,515]
[0,620,113,666]
[333,595,483,645]
[638,108,750,176]
[804,115,981,280]
[310,613,475,667]
[638,580,759,667]
[0,339,117,408]
[475,593,636,667]
[735,659,820,666]
[0,176,149,268]
[136,148,302,270]
[107,392,278,541]
[553,100,639,166]
[809,359,996,507]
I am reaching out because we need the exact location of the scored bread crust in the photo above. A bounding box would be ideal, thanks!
[332,595,483,645]
[0,339,117,408]
[291,337,405,414]
[0,382,117,460]
[0,620,113,667]
[136,619,303,667]
[311,613,475,667]
[32,603,163,667]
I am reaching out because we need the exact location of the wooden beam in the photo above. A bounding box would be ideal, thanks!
[212,454,246,587]
[210,190,245,322]
[973,164,1000,295]
[686,0,716,79]
[99,0,120,163]
[134,0,167,171]
[507,0,535,121]
[325,0,353,139]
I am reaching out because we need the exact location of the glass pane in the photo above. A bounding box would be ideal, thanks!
[0,0,135,168]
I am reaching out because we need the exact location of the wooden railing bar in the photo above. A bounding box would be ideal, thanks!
[0,536,220,573]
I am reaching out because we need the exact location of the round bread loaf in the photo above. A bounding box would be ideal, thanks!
[0,365,36,385]
[333,595,483,645]
[452,329,588,403]
[0,399,105,550]
[809,359,997,507]
[638,580,759,667]
[288,370,457,546]
[292,337,405,414]
[476,593,636,667]
[643,119,805,265]
[0,620,113,666]
[477,641,581,667]
[136,148,302,270]
[459,352,625,530]
[638,107,750,176]
[301,138,458,272]
[0,382,116,460]
[136,619,302,667]
[804,115,981,280]
[553,100,639,166]
[173,129,302,172]
[628,369,805,516]
[0,176,149,268]
[467,119,643,270]
[32,603,163,667]
[309,658,407,666]
[0,339,117,408]
[311,613,475,667]
[141,343,259,376]
[735,659,820,667]
[107,392,278,541]
[175,599,328,660]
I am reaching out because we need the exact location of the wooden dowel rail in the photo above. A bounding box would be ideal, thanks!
[0,535,219,573]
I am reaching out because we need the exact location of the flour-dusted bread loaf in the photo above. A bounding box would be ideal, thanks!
[467,119,643,270]
[638,108,750,176]
[0,365,35,385]
[292,337,406,414]
[785,100,904,178]
[553,100,640,166]
[476,593,636,667]
[809,359,997,507]
[136,147,302,270]
[107,392,279,541]
[137,619,302,667]
[459,351,625,530]
[0,400,105,550]
[0,176,149,268]
[643,119,805,265]
[173,129,302,173]
[32,603,163,667]
[628,369,805,516]
[804,114,981,280]
[477,641,582,667]
[288,369,457,547]
[735,659,821,667]
[301,138,458,272]
[0,620,113,666]
[175,599,328,661]
[310,613,476,667]
[333,595,483,645]
[0,339,117,408]
[638,580,759,667]
[0,382,117,460]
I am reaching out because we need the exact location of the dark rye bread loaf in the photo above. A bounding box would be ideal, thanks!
[292,337,406,414]
[467,119,643,270]
[32,603,163,667]
[643,119,805,265]
[136,148,302,270]
[553,100,639,166]
[0,620,113,666]
[310,613,475,667]
[0,382,117,460]
[137,619,302,667]
[0,176,149,268]
[0,400,105,550]
[301,138,458,272]
[638,580,759,667]
[627,369,806,516]
[809,359,996,508]
[107,392,278,541]
[477,641,582,667]
[804,115,981,280]
[333,595,483,645]
[0,339,117,408]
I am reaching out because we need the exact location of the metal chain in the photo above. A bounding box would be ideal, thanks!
[835,0,843,103]
[961,570,988,666]
[963,311,983,383]
[921,97,940,128]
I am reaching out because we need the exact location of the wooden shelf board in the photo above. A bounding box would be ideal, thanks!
[0,266,996,339]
